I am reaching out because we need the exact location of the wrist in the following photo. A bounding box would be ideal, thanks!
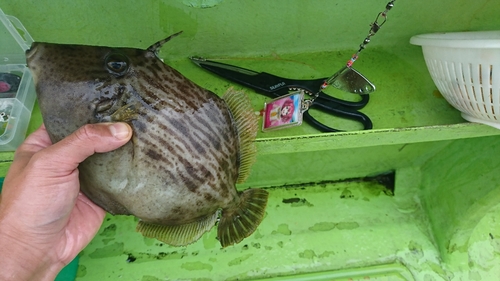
[0,216,61,281]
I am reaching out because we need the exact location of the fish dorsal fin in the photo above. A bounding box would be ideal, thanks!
[136,211,219,246]
[217,188,269,247]
[147,31,183,55]
[222,88,258,184]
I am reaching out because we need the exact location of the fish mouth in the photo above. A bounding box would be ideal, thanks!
[25,43,39,64]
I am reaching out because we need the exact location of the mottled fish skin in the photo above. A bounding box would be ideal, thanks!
[26,35,266,247]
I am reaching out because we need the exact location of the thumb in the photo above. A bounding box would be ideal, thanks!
[38,122,132,173]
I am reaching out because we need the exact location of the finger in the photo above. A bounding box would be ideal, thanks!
[20,124,53,151]
[36,122,132,173]
[10,124,53,171]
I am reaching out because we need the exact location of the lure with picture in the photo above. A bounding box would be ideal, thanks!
[25,32,268,248]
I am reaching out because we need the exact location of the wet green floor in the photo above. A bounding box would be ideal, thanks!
[76,171,441,280]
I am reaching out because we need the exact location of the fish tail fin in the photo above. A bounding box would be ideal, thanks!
[136,211,218,246]
[222,88,258,184]
[147,31,184,54]
[217,188,268,247]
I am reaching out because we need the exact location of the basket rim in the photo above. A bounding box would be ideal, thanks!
[410,30,500,48]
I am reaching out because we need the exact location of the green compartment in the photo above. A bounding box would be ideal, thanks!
[2,0,500,280]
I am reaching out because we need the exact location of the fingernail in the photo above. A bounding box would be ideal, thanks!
[108,123,131,140]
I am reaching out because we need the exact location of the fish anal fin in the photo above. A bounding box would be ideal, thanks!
[217,188,269,247]
[136,211,218,246]
[222,88,258,184]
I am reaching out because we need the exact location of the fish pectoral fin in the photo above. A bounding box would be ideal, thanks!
[217,188,269,248]
[136,211,219,246]
[222,88,258,184]
[110,104,139,122]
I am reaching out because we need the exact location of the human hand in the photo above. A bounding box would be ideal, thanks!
[0,122,132,281]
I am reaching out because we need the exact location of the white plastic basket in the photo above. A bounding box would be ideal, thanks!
[411,30,500,129]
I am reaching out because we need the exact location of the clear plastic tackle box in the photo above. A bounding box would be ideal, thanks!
[0,8,36,151]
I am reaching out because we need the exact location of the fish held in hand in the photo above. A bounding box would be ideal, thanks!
[26,32,268,248]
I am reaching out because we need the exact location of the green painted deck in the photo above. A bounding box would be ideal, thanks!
[2,0,500,280]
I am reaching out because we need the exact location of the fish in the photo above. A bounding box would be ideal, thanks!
[25,32,268,248]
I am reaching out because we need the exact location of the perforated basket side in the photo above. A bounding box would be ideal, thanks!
[421,46,500,124]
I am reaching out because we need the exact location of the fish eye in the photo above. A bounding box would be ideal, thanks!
[105,53,129,76]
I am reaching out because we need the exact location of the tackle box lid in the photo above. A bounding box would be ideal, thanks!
[0,8,33,65]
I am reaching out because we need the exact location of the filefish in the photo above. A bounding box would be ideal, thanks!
[25,32,268,248]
